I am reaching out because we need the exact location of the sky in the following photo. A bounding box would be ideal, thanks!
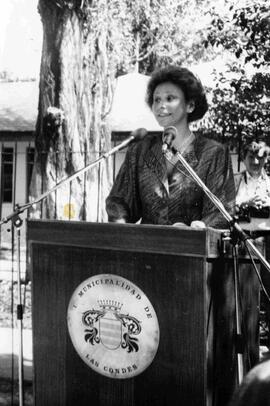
[0,0,42,79]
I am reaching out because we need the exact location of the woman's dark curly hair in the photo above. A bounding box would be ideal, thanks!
[241,140,270,160]
[146,65,208,123]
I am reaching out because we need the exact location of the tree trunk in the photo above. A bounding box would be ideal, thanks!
[30,0,114,222]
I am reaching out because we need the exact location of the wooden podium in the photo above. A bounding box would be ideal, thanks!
[27,220,260,406]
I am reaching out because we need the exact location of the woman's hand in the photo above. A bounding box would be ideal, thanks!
[260,195,270,208]
[113,218,126,223]
[190,220,206,229]
[248,195,264,209]
[173,221,206,228]
[241,195,269,210]
[172,222,188,228]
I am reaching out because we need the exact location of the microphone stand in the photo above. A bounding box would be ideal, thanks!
[163,143,270,385]
[14,214,24,406]
[0,130,145,406]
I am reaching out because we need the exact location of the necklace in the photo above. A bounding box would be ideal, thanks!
[177,132,195,154]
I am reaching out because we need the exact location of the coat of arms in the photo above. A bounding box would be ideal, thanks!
[82,299,142,352]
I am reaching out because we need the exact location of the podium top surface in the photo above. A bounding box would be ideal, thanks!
[27,219,223,259]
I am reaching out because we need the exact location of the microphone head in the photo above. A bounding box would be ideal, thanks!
[131,128,148,140]
[163,126,177,142]
[162,126,177,153]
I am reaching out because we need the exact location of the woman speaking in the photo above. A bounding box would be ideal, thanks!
[106,65,235,229]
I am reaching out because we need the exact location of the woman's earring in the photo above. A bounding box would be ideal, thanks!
[188,102,195,113]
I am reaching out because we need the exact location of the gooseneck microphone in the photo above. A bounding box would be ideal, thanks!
[130,127,148,141]
[162,126,177,154]
[104,127,147,157]
[125,127,148,147]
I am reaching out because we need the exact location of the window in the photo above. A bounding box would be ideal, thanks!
[1,147,14,203]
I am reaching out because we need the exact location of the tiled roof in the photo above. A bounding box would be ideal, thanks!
[0,81,38,132]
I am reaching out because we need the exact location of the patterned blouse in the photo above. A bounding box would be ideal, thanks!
[106,133,235,228]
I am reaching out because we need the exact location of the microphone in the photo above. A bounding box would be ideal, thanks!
[115,127,148,153]
[162,126,177,154]
[129,127,148,143]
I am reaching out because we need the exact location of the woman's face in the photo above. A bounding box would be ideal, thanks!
[152,82,193,128]
[244,151,267,177]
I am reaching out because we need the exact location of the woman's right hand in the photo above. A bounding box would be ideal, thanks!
[172,222,188,228]
[240,196,263,210]
[247,195,265,210]
[113,218,127,223]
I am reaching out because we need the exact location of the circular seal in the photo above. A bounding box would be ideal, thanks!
[67,274,160,379]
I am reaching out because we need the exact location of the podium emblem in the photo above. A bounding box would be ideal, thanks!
[82,300,142,352]
[99,310,122,350]
[67,274,160,379]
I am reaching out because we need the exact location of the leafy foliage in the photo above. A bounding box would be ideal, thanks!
[232,1,270,67]
[201,70,270,147]
[201,0,270,146]
[205,0,270,67]
[74,0,218,75]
